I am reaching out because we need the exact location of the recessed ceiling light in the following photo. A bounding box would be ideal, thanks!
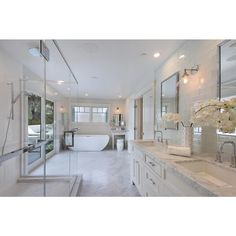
[57,80,64,85]
[54,92,58,96]
[179,54,185,59]
[140,52,148,56]
[118,95,122,98]
[29,47,40,57]
[67,88,71,91]
[90,76,99,79]
[153,52,160,58]
[85,93,88,97]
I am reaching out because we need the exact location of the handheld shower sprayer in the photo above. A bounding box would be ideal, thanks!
[7,82,14,120]
[7,82,33,120]
[2,82,33,155]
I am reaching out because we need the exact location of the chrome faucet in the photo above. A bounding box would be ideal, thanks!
[154,130,168,145]
[216,141,236,168]
[154,130,163,142]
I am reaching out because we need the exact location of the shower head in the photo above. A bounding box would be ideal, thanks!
[12,91,33,104]
[29,47,40,57]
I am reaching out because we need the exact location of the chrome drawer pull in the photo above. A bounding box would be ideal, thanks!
[148,161,155,167]
[149,178,155,185]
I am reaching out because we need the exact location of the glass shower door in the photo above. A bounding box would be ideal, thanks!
[0,40,46,196]
[0,40,81,196]
[42,40,80,196]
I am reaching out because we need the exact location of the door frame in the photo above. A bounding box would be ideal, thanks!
[134,97,143,140]
[142,88,155,140]
[21,92,56,175]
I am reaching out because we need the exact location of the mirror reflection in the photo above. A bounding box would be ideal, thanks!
[161,72,179,129]
[219,40,236,135]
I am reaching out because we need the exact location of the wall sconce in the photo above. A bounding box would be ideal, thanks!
[116,107,120,113]
[60,105,65,113]
[182,65,199,84]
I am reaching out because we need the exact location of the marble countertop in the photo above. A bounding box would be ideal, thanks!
[111,130,127,133]
[131,140,236,196]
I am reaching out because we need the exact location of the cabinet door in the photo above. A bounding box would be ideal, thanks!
[135,161,141,189]
[159,182,178,196]
[135,160,145,196]
[144,185,159,197]
[131,157,136,184]
[144,167,162,196]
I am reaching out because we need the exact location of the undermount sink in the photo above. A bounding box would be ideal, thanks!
[176,160,236,188]
[141,141,156,147]
[139,140,167,151]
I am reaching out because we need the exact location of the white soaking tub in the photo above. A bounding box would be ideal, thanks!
[69,134,109,151]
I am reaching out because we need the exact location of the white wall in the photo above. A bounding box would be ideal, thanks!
[126,81,155,141]
[0,46,22,193]
[125,97,135,140]
[68,98,126,148]
[155,40,223,154]
[142,89,154,139]
[126,40,233,157]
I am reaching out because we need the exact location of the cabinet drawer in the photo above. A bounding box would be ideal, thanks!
[134,148,145,162]
[144,167,161,194]
[145,155,162,177]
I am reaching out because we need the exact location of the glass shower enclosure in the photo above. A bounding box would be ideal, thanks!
[0,40,81,196]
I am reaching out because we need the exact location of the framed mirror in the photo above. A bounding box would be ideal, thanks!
[218,40,236,135]
[161,72,179,129]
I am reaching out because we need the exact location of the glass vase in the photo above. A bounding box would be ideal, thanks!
[182,126,193,149]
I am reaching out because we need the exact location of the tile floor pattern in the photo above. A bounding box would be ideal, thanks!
[33,150,140,197]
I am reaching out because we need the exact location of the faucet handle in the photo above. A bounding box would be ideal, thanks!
[215,151,222,163]
[230,155,236,168]
[165,139,168,146]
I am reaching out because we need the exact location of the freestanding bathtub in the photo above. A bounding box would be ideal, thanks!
[69,134,110,152]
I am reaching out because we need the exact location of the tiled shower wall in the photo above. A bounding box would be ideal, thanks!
[155,40,236,157]
[0,44,68,193]
[0,45,22,192]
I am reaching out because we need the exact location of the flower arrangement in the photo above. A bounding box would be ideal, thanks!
[162,98,236,133]
[191,98,236,133]
[162,113,193,127]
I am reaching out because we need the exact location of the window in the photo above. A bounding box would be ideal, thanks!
[194,127,202,134]
[72,105,109,123]
[27,94,42,165]
[45,100,54,154]
[162,105,167,115]
[72,106,90,122]
[92,107,108,123]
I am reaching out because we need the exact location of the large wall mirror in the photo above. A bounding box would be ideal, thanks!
[161,72,179,129]
[218,40,236,135]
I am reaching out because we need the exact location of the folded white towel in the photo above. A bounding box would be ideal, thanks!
[167,145,191,157]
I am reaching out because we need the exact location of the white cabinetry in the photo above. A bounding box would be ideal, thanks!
[144,166,160,196]
[131,148,145,195]
[131,145,203,196]
[131,146,164,196]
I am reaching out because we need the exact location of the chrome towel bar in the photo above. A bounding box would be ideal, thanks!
[0,140,51,164]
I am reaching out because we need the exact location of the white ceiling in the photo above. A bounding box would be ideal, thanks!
[0,40,184,99]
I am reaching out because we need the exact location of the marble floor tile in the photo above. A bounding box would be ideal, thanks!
[32,150,140,197]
